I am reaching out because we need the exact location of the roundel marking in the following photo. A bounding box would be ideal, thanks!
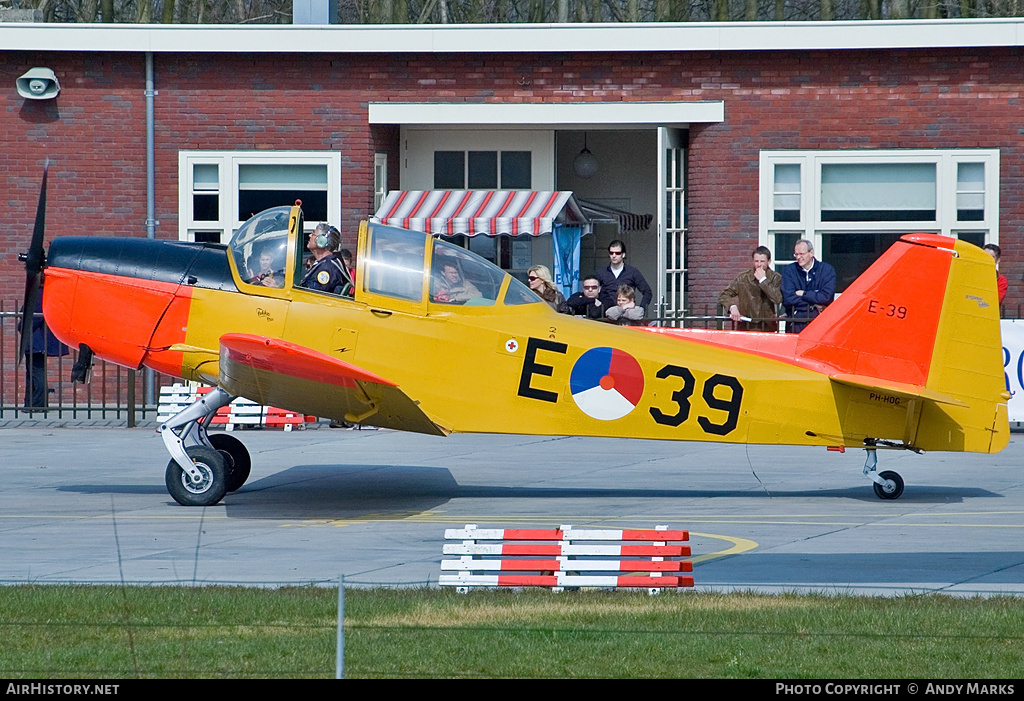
[570,347,644,421]
[317,270,330,285]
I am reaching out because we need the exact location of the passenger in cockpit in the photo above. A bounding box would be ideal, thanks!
[249,249,284,288]
[432,258,481,304]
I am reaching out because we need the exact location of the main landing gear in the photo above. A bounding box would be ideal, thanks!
[862,440,909,500]
[159,387,252,506]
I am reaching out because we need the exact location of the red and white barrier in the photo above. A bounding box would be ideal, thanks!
[157,383,311,431]
[440,524,694,592]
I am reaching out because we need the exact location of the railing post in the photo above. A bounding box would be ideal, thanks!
[127,369,136,428]
[336,576,345,680]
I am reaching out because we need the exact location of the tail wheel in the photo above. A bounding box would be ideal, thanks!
[165,446,227,507]
[873,470,905,500]
[209,433,252,492]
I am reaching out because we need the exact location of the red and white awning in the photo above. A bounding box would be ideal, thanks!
[372,190,590,237]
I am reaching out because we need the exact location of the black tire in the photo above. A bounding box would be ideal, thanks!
[872,470,905,500]
[165,446,228,507]
[209,433,251,492]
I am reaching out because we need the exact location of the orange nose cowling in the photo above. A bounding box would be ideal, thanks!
[43,266,189,375]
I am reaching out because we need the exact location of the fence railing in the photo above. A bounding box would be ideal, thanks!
[1,301,175,425]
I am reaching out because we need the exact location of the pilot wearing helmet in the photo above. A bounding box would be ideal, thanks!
[300,223,350,294]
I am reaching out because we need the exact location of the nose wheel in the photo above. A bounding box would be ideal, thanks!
[165,446,227,507]
[159,387,252,506]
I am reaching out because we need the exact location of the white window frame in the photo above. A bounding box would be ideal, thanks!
[759,149,1001,263]
[178,150,342,243]
[374,152,389,214]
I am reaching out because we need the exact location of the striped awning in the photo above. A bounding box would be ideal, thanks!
[372,190,591,237]
[576,198,654,232]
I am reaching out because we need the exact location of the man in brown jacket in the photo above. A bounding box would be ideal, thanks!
[718,246,783,332]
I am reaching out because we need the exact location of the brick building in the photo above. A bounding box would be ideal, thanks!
[2,19,1022,317]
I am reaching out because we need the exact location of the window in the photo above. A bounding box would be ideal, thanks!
[238,164,328,223]
[402,128,553,191]
[772,163,801,223]
[760,150,999,291]
[374,153,388,213]
[820,163,936,222]
[179,151,341,244]
[432,150,532,190]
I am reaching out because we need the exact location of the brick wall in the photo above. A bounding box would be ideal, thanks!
[3,46,1022,311]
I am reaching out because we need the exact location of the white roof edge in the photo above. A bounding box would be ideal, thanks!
[369,101,725,126]
[1,19,1023,54]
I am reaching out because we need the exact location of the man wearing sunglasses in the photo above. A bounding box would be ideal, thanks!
[566,275,605,320]
[594,240,652,315]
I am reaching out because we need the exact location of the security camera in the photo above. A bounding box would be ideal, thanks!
[16,67,60,100]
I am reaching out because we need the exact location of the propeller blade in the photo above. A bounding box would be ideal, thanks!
[25,163,48,278]
[19,163,49,362]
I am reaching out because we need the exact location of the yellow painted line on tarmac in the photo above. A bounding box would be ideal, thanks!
[689,531,759,563]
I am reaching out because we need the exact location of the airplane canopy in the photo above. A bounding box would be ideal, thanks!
[371,190,592,237]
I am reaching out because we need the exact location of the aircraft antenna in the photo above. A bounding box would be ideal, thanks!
[745,444,772,498]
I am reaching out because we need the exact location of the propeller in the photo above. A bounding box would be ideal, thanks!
[18,162,48,362]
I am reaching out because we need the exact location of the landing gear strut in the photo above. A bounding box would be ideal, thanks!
[862,443,906,500]
[159,387,251,506]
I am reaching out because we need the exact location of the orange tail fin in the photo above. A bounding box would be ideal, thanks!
[799,234,1008,452]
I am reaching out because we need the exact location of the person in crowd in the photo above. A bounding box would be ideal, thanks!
[566,275,605,320]
[337,247,354,279]
[527,265,569,313]
[20,289,69,411]
[983,243,1008,305]
[605,284,645,325]
[718,245,783,332]
[781,239,835,333]
[300,223,349,294]
[595,240,653,314]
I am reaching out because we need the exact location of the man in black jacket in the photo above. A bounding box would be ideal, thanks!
[594,240,653,314]
[566,276,605,319]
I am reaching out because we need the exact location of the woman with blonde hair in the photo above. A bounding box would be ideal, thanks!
[527,265,569,313]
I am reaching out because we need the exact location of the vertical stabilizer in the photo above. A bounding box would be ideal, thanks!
[798,234,1008,453]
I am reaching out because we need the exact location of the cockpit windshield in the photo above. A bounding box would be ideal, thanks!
[363,222,541,308]
[230,206,293,289]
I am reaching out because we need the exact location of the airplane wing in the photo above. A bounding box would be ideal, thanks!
[218,333,450,436]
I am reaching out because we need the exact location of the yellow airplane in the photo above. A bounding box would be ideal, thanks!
[22,173,1009,506]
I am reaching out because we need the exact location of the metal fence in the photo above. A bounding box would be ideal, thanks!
[0,300,175,425]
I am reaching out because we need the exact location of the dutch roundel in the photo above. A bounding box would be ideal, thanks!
[570,347,645,421]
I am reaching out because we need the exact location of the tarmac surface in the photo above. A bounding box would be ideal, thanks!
[1,422,1022,596]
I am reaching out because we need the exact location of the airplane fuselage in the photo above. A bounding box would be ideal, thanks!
[41,235,989,453]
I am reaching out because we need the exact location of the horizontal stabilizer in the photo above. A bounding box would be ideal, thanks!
[829,373,969,408]
[218,333,449,436]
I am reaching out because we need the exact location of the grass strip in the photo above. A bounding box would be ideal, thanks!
[0,586,1021,678]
